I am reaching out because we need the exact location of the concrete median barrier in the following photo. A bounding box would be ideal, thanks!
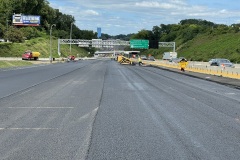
[130,58,240,80]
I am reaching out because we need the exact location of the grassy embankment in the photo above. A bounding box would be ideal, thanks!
[142,32,240,63]
[0,35,89,58]
[0,61,33,68]
[0,35,89,68]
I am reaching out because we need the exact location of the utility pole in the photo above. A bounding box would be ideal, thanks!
[50,24,56,63]
[6,19,9,42]
[70,22,73,54]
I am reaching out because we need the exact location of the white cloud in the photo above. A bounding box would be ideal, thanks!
[135,1,178,9]
[83,10,99,16]
[219,9,227,14]
[48,0,240,35]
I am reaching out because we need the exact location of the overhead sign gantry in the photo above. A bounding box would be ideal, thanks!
[58,39,130,56]
[130,39,149,49]
[158,42,176,52]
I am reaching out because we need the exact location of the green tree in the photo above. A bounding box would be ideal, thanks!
[4,26,24,42]
[179,19,214,27]
[152,26,161,40]
[53,30,69,39]
[11,0,47,15]
[77,30,96,40]
[131,29,152,39]
[20,27,41,39]
[0,0,14,37]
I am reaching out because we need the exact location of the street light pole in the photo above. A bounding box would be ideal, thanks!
[6,19,9,42]
[50,24,56,63]
[70,22,73,54]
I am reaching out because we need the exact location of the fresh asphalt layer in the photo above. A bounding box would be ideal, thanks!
[0,59,240,159]
[150,64,240,90]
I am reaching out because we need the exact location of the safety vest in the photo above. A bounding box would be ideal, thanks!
[138,57,142,62]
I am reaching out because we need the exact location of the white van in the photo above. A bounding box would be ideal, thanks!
[162,52,177,60]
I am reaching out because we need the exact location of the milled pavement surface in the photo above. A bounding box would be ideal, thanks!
[151,64,240,90]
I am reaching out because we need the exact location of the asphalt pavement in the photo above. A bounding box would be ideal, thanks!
[151,64,240,89]
[87,61,240,159]
[0,60,102,159]
[0,59,240,159]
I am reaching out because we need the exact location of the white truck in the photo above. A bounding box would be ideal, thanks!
[162,52,177,60]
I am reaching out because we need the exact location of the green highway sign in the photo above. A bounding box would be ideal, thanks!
[130,39,149,49]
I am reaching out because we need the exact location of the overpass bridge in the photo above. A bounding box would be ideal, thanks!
[57,39,175,58]
[57,39,130,56]
[94,51,140,58]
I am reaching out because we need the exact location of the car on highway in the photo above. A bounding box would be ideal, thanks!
[140,55,147,60]
[209,59,216,65]
[210,58,234,68]
[147,56,155,61]
[169,58,180,63]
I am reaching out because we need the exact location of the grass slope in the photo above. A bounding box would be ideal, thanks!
[0,61,32,68]
[176,32,240,62]
[0,36,89,58]
[142,32,240,63]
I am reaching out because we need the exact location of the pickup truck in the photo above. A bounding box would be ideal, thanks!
[22,51,40,60]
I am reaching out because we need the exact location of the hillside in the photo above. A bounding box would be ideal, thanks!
[141,32,240,63]
[1,32,240,63]
[177,32,240,62]
[0,35,89,58]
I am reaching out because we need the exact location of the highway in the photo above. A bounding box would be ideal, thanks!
[0,59,240,159]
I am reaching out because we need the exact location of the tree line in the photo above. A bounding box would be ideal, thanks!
[0,0,96,42]
[100,19,240,50]
[1,0,240,48]
[128,19,240,49]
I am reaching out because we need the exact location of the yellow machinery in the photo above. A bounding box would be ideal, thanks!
[117,55,133,65]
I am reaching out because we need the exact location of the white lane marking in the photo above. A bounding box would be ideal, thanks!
[127,83,145,90]
[235,117,240,123]
[19,89,33,95]
[0,128,57,130]
[79,108,98,120]
[225,93,236,95]
[8,107,74,109]
[134,83,145,90]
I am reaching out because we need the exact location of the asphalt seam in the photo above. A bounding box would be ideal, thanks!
[84,60,108,160]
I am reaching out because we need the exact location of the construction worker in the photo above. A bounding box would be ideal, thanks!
[179,58,188,71]
[138,56,143,66]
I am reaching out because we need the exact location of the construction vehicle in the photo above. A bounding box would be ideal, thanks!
[117,55,134,65]
[22,50,40,60]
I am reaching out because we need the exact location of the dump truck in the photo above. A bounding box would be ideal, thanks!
[22,51,40,60]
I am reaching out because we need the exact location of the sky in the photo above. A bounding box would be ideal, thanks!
[48,0,240,36]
